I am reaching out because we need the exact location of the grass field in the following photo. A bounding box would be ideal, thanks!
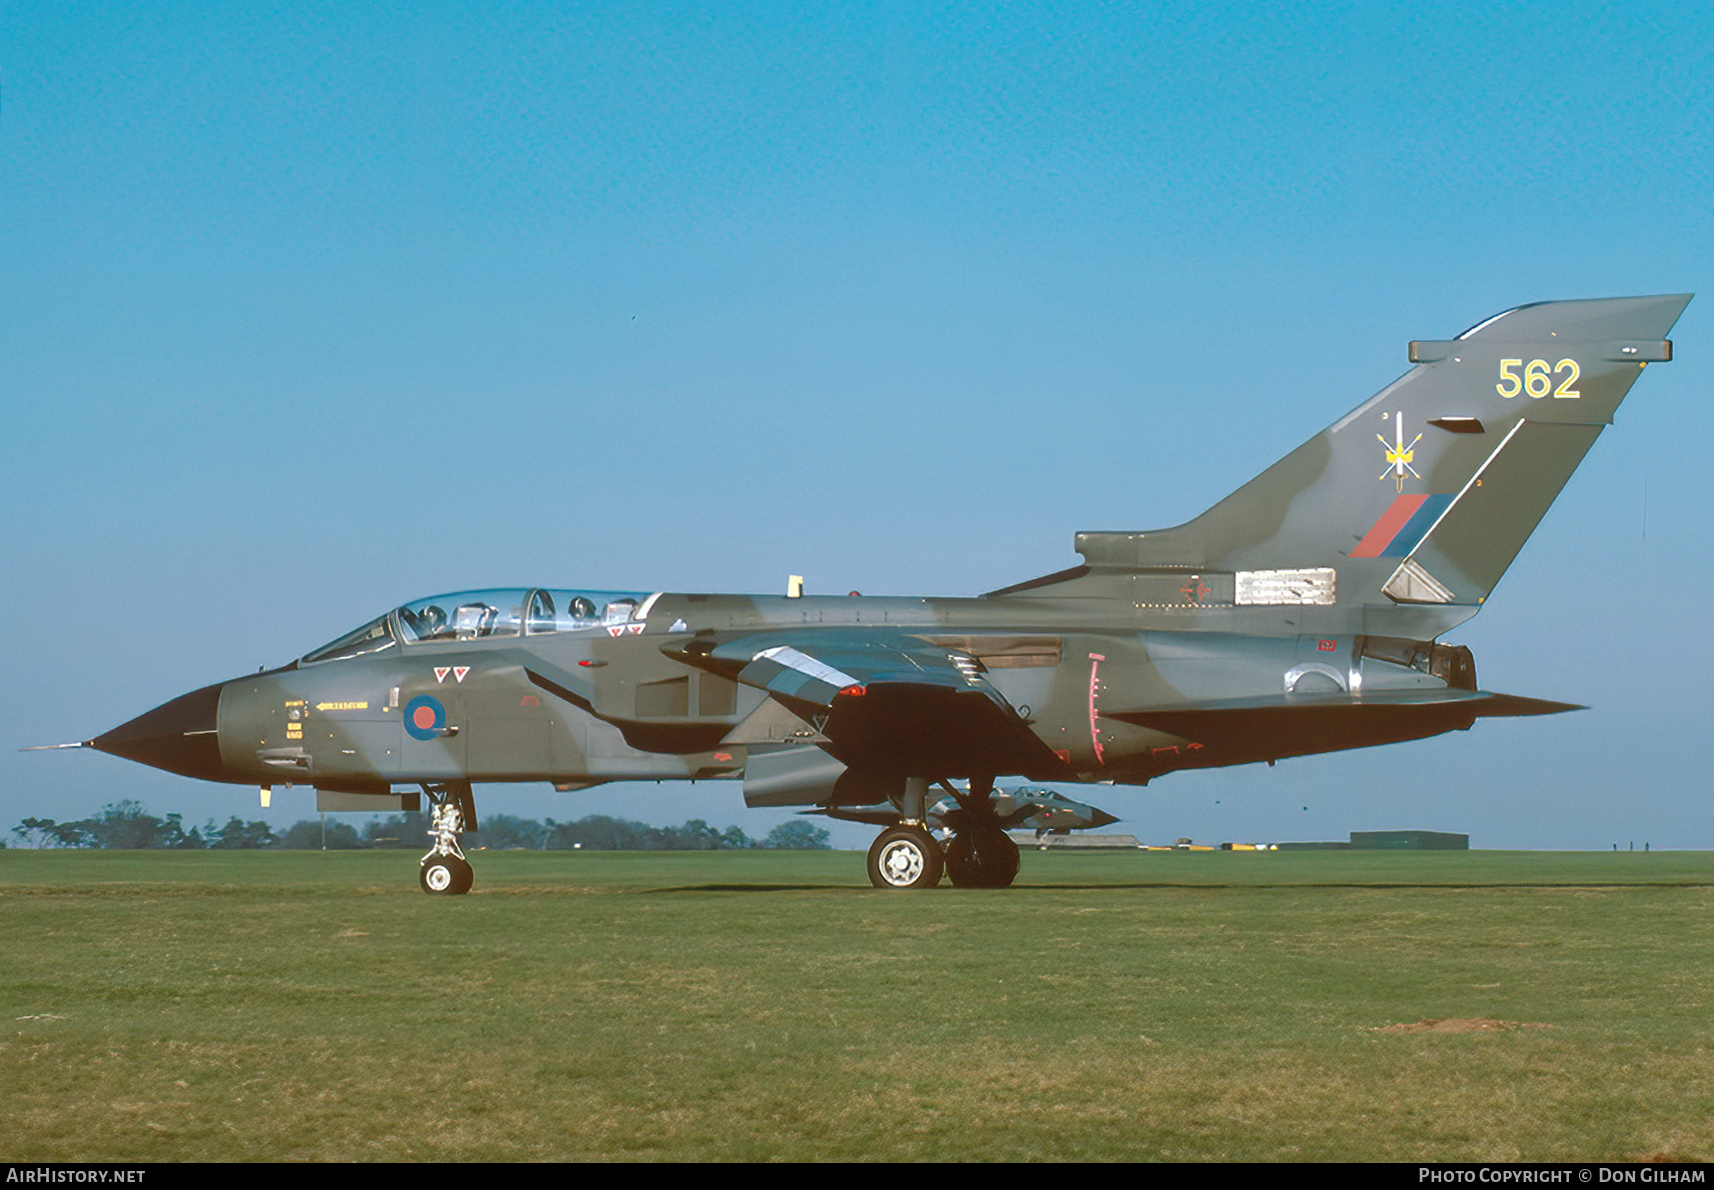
[2,847,1710,1162]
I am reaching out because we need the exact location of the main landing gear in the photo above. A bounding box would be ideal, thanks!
[419,781,477,896]
[864,776,1022,890]
[943,824,1020,889]
[867,824,943,889]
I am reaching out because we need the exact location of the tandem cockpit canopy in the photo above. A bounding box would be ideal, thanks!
[301,588,656,664]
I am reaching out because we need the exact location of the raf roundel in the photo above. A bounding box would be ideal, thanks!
[404,695,446,741]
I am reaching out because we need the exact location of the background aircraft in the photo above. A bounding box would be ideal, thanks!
[74,295,1689,891]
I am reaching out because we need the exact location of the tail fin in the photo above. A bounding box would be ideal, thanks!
[1067,295,1691,635]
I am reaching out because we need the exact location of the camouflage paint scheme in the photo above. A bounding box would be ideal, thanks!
[86,295,1691,890]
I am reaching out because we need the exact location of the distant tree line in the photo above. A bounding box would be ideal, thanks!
[13,801,274,850]
[10,801,831,852]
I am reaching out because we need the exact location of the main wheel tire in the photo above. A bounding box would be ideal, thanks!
[866,826,944,889]
[944,827,1021,888]
[420,854,473,895]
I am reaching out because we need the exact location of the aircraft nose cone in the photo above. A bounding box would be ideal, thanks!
[90,680,229,782]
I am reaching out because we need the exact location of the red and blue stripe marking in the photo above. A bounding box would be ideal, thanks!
[1351,493,1455,558]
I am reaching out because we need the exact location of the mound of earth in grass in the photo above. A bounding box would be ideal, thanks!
[1377,1018,1550,1033]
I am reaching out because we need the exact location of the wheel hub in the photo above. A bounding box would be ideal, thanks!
[879,839,925,886]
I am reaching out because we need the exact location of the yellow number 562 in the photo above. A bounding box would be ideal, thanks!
[1497,358,1581,399]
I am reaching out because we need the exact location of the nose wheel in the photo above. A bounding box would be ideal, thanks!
[420,853,473,894]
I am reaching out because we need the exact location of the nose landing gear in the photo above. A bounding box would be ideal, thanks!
[418,781,476,896]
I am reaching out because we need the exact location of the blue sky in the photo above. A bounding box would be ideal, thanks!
[4,1,1711,849]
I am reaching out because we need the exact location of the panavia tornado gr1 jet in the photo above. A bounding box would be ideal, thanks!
[72,294,1690,892]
